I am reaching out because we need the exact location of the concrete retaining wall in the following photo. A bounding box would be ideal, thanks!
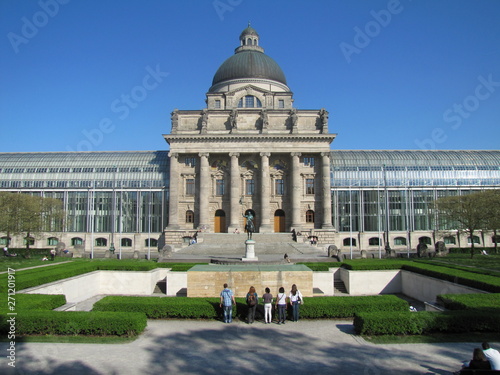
[22,268,170,303]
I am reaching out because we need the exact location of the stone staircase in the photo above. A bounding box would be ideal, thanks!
[334,280,348,294]
[176,233,322,256]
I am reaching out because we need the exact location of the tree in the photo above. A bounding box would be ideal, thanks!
[0,192,65,257]
[480,189,500,254]
[434,191,488,259]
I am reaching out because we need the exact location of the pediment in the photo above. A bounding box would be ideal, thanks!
[225,84,270,97]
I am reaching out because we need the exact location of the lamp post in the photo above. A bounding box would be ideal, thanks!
[382,164,391,255]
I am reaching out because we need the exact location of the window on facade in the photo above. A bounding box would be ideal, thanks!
[216,179,225,195]
[304,157,315,167]
[419,236,432,245]
[467,235,480,244]
[121,238,132,247]
[186,179,195,195]
[24,237,35,246]
[185,157,196,167]
[245,179,255,195]
[215,100,221,109]
[394,237,407,246]
[145,238,158,247]
[444,236,456,245]
[343,238,356,246]
[237,95,262,108]
[305,179,315,195]
[306,210,314,223]
[186,210,194,223]
[47,237,58,246]
[369,237,380,246]
[95,238,107,247]
[275,179,284,195]
[71,237,83,246]
[278,99,284,108]
[492,235,500,244]
[0,237,11,246]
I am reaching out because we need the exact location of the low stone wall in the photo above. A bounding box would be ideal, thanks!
[21,268,170,303]
[340,268,402,295]
[187,264,313,298]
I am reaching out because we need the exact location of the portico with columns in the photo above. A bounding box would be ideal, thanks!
[164,25,336,241]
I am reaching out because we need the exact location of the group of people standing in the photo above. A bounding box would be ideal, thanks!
[219,283,304,324]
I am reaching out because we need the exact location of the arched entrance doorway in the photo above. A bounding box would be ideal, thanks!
[274,209,285,232]
[214,210,226,233]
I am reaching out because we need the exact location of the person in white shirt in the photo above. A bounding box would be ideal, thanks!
[482,342,500,370]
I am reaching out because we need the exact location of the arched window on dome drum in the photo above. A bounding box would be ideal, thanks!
[237,96,262,108]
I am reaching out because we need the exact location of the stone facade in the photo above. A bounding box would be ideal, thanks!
[164,27,336,240]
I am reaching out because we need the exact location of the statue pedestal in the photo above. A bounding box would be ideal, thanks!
[242,239,258,261]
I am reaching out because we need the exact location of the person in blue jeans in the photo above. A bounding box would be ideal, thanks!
[289,284,304,322]
[219,283,236,323]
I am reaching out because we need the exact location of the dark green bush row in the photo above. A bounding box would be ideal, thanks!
[437,293,500,311]
[93,296,227,319]
[448,247,497,254]
[93,295,409,319]
[298,262,342,271]
[415,259,500,278]
[0,260,201,293]
[0,293,66,313]
[402,264,500,293]
[354,310,500,335]
[6,248,53,258]
[0,311,147,336]
[341,259,413,270]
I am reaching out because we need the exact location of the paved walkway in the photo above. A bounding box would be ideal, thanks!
[0,319,487,374]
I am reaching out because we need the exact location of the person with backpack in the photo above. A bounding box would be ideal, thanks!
[246,286,258,324]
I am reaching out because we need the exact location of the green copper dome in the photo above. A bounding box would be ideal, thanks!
[209,26,288,91]
[211,50,287,87]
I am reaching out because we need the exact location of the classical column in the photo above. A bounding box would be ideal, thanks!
[321,152,333,229]
[260,152,272,232]
[199,153,210,230]
[229,152,240,231]
[291,152,302,229]
[167,152,180,229]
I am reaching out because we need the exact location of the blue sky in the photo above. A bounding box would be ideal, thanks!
[1,0,499,153]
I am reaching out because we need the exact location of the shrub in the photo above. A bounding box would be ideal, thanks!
[0,311,147,336]
[0,293,66,313]
[354,310,500,335]
[93,295,408,320]
[437,293,500,312]
[341,260,412,270]
[298,262,342,271]
[93,296,226,319]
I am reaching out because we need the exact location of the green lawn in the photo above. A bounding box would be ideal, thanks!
[0,256,72,272]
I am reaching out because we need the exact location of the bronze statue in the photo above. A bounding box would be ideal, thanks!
[243,212,255,239]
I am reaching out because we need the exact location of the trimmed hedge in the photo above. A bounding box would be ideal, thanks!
[93,295,409,319]
[93,296,225,319]
[0,260,200,293]
[0,293,66,313]
[342,259,413,270]
[437,293,500,311]
[354,310,500,335]
[402,263,500,293]
[298,262,342,271]
[0,311,147,336]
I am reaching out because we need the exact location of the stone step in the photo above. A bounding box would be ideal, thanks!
[334,280,348,294]
[177,241,321,255]
[199,233,294,245]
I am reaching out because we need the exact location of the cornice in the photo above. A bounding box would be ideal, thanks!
[164,134,336,143]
